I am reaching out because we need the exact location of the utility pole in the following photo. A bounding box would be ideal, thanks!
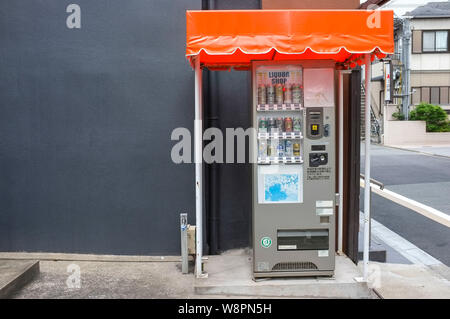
[401,18,411,120]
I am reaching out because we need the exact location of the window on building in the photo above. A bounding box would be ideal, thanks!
[412,87,421,105]
[421,87,430,102]
[422,30,449,52]
[436,31,448,52]
[413,86,450,105]
[430,87,440,104]
[440,87,449,105]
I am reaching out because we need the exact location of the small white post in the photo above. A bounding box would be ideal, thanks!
[363,54,372,281]
[194,56,204,278]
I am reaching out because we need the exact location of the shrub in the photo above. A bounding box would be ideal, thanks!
[392,111,405,120]
[409,103,450,132]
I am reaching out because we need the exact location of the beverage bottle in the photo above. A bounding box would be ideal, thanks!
[292,84,302,104]
[276,117,284,133]
[285,140,293,157]
[284,117,293,132]
[258,139,267,159]
[293,143,300,156]
[258,84,267,105]
[267,85,275,105]
[275,83,284,105]
[268,117,276,133]
[284,84,292,104]
[268,140,276,157]
[258,117,267,133]
[293,117,301,132]
[277,140,284,157]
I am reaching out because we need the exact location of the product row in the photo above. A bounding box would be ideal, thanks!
[258,139,302,158]
[258,116,302,133]
[257,83,303,105]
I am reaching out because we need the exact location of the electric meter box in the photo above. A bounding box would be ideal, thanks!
[251,61,336,278]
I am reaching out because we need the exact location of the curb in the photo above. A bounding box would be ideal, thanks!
[0,260,40,299]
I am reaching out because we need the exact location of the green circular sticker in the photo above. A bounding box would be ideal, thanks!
[261,237,272,248]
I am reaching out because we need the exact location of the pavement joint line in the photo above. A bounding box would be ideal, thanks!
[359,212,443,267]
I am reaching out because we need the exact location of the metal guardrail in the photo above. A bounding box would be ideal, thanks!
[360,174,384,190]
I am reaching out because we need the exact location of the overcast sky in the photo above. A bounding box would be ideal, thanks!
[361,0,449,16]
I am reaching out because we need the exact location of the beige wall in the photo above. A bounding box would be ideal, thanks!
[410,72,450,87]
[370,80,383,116]
[384,120,450,146]
[262,0,360,9]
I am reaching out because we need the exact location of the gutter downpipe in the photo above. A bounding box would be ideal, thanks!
[402,18,411,120]
[338,69,352,253]
[363,54,372,281]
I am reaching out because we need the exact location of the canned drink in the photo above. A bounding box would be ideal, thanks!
[284,140,293,157]
[293,117,302,132]
[284,117,293,132]
[258,85,267,105]
[276,117,284,132]
[293,143,300,156]
[292,84,302,104]
[258,117,267,133]
[284,85,292,104]
[275,83,283,105]
[258,139,267,158]
[267,117,276,133]
[266,85,275,105]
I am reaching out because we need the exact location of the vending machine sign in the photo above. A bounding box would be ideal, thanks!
[256,65,303,107]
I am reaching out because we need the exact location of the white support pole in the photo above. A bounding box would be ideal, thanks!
[338,70,344,253]
[194,57,204,278]
[363,54,372,281]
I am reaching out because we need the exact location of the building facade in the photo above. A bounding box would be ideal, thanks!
[410,15,450,116]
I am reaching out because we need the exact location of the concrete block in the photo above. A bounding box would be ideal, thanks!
[0,260,40,298]
[194,250,376,298]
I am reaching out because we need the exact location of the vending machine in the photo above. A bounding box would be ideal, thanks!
[252,61,336,278]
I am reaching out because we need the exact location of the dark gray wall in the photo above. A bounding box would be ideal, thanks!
[204,0,260,253]
[0,0,260,256]
[0,0,200,255]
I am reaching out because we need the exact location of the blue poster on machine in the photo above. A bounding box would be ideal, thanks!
[264,173,299,203]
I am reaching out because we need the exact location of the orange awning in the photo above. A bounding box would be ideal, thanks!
[186,10,394,69]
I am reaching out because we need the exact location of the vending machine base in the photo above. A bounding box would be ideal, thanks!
[253,270,334,279]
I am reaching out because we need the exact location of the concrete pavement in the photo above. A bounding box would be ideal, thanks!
[9,250,376,299]
[362,262,450,299]
[11,259,196,299]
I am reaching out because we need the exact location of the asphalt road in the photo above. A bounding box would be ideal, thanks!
[360,144,450,266]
